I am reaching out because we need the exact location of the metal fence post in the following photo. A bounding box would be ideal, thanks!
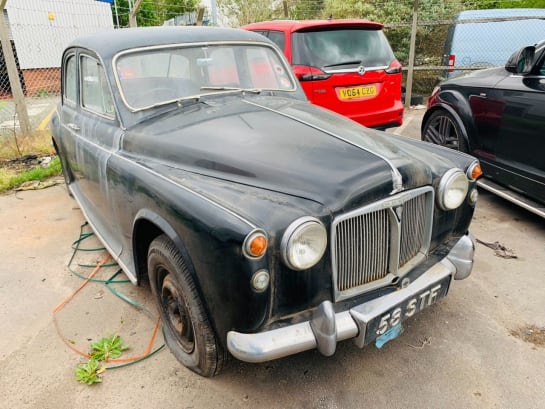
[404,0,419,108]
[0,0,31,137]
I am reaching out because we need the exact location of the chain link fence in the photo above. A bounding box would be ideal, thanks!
[1,0,544,144]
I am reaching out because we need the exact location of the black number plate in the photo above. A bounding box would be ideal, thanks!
[364,275,452,345]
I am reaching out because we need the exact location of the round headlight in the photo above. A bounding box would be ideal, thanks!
[281,217,327,271]
[437,168,469,210]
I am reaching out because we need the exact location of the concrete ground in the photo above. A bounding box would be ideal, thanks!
[1,110,544,408]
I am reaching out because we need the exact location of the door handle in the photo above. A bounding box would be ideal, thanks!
[67,123,80,131]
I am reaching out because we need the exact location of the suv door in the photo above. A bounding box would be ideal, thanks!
[491,49,545,202]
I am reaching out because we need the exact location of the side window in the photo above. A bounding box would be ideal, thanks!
[81,55,115,117]
[538,56,545,76]
[64,55,77,103]
[267,31,286,52]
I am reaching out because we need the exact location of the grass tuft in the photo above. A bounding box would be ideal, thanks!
[0,156,62,193]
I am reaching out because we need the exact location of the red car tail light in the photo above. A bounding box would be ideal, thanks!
[292,65,332,81]
[385,59,402,74]
[448,55,455,72]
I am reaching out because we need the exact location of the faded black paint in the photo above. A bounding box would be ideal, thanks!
[52,26,477,349]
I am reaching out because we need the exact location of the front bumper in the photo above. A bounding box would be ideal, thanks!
[227,234,475,363]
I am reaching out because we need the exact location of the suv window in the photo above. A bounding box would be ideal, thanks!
[292,29,395,69]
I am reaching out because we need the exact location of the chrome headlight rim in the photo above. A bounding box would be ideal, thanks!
[281,216,327,271]
[437,168,469,211]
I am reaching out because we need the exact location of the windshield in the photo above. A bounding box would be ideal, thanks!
[115,43,296,110]
[292,28,395,70]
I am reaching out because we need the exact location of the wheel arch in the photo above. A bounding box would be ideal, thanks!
[422,93,475,151]
[132,209,196,285]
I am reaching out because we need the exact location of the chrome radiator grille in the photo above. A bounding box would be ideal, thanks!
[332,187,434,301]
[399,193,428,267]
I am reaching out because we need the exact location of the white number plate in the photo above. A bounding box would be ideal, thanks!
[364,275,451,345]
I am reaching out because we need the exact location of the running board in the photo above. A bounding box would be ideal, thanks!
[477,178,545,219]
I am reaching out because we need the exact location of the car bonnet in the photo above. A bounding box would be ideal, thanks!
[123,96,453,211]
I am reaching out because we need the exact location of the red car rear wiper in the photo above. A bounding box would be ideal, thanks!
[323,60,362,68]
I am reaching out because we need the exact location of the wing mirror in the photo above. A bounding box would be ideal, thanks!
[505,46,535,74]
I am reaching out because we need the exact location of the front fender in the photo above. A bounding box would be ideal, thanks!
[129,193,271,345]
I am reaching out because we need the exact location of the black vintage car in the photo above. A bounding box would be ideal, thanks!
[52,27,480,377]
[422,41,545,218]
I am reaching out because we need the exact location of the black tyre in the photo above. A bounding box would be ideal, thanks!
[148,235,225,377]
[422,110,468,152]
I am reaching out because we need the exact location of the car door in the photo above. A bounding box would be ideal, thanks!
[67,52,123,255]
[490,51,545,202]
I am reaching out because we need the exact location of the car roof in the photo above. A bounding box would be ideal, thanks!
[456,8,545,20]
[66,26,270,59]
[242,19,383,33]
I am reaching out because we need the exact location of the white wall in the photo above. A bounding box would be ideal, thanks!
[6,0,113,69]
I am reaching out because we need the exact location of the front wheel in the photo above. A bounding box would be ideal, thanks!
[422,110,468,152]
[148,235,225,377]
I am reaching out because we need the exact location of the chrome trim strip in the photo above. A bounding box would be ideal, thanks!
[242,99,403,194]
[477,179,545,219]
[227,238,472,363]
[323,65,388,74]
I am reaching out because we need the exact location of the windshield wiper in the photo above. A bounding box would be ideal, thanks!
[200,86,262,94]
[323,60,362,68]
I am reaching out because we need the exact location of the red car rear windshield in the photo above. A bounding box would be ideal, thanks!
[292,28,395,70]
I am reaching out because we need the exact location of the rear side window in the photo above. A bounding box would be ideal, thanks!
[267,31,286,51]
[292,28,395,69]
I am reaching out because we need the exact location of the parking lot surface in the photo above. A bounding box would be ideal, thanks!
[1,110,544,408]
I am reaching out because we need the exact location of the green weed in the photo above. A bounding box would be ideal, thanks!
[90,335,129,361]
[75,335,129,385]
[75,359,105,385]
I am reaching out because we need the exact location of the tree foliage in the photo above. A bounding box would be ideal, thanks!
[111,0,199,27]
[217,0,277,26]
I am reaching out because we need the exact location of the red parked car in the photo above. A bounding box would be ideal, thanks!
[243,19,404,129]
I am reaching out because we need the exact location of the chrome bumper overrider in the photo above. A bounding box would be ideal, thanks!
[227,234,475,363]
